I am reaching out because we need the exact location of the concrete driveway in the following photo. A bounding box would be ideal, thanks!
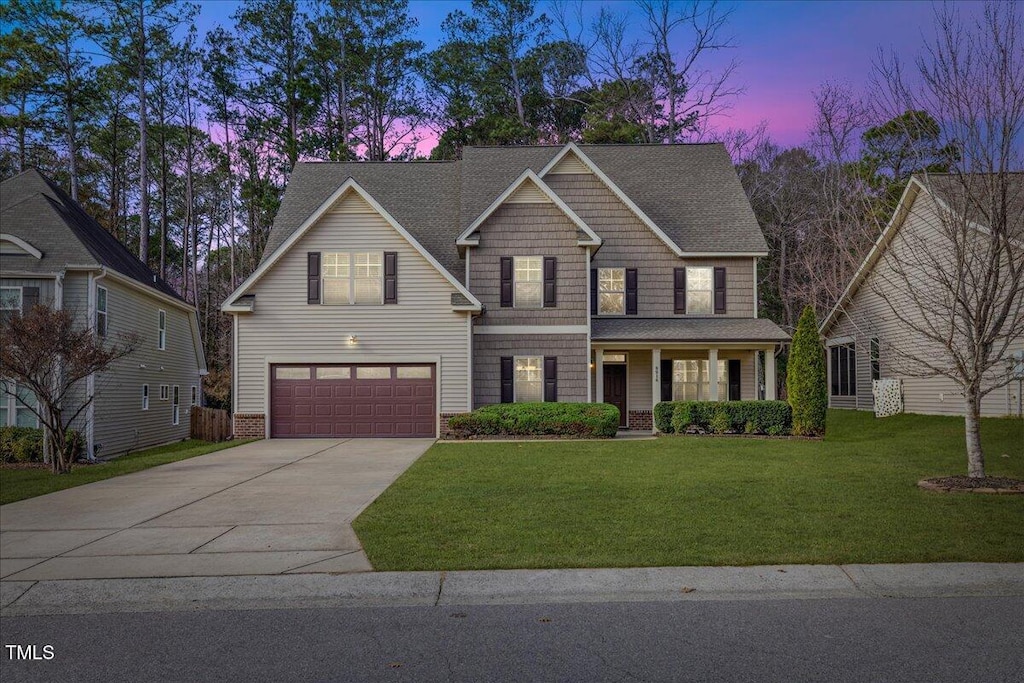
[0,438,431,581]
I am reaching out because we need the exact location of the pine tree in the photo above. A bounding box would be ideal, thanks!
[787,306,827,436]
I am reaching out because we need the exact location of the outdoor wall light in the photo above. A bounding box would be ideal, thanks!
[348,335,358,345]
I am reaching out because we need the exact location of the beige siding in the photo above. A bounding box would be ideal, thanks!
[548,153,592,175]
[506,180,550,204]
[469,202,589,326]
[473,333,588,407]
[544,174,756,318]
[92,277,201,455]
[236,190,471,416]
[826,195,1022,417]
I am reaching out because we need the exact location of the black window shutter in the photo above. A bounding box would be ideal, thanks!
[625,268,638,315]
[590,269,598,315]
[383,251,397,304]
[500,357,514,403]
[728,359,741,401]
[307,252,321,304]
[22,286,40,311]
[544,357,558,402]
[673,268,686,314]
[500,257,513,307]
[543,257,557,308]
[660,359,673,402]
[713,267,726,314]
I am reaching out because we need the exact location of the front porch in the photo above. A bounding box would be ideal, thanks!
[589,317,789,431]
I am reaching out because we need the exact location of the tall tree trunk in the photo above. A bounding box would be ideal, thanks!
[16,92,27,172]
[223,115,236,289]
[964,386,986,478]
[137,0,150,265]
[63,38,79,200]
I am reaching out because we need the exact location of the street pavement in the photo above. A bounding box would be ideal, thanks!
[3,596,1022,682]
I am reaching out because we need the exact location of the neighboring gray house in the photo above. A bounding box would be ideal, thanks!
[1,169,207,457]
[222,143,789,439]
[820,174,1023,417]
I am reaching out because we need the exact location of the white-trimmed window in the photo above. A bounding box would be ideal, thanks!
[514,256,543,308]
[1,286,22,324]
[672,360,728,401]
[160,384,169,401]
[514,356,543,403]
[323,251,383,305]
[598,268,625,314]
[172,386,180,425]
[158,309,166,350]
[96,286,108,337]
[142,384,149,410]
[686,267,713,314]
[190,386,198,406]
[0,381,39,428]
[830,344,857,397]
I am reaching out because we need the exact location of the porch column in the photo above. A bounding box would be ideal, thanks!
[651,347,662,432]
[765,346,777,400]
[708,348,719,401]
[595,348,604,403]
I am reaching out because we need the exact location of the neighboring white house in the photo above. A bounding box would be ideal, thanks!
[820,173,1023,417]
[1,169,208,457]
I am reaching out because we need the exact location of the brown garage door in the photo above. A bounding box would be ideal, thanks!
[270,364,436,438]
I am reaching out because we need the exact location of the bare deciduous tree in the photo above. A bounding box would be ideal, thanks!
[869,0,1024,478]
[1,306,136,474]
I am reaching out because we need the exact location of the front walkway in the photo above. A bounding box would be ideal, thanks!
[0,438,431,581]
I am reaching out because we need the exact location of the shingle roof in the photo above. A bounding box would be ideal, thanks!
[592,317,790,343]
[0,169,184,301]
[258,143,768,287]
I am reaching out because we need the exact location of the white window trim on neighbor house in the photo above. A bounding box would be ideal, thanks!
[1,286,22,323]
[158,309,167,350]
[513,256,543,309]
[514,356,544,403]
[0,381,39,428]
[160,384,169,401]
[172,385,180,425]
[142,384,149,410]
[686,266,714,315]
[322,251,384,305]
[830,343,857,397]
[96,286,108,337]
[598,268,626,315]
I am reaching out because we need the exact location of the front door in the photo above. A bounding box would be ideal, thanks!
[603,364,627,428]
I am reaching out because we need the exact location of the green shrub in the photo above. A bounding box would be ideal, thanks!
[660,400,793,435]
[787,306,828,436]
[446,403,620,439]
[709,408,732,434]
[1,426,44,463]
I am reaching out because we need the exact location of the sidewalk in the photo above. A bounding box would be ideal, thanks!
[2,562,1022,616]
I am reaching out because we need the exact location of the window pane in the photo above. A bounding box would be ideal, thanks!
[599,292,624,314]
[516,281,542,308]
[97,287,107,312]
[396,366,432,379]
[159,310,165,329]
[831,348,840,395]
[848,346,857,395]
[598,268,624,292]
[323,277,348,304]
[515,257,542,282]
[316,367,351,380]
[356,366,391,379]
[687,267,712,290]
[0,406,7,426]
[276,367,310,380]
[97,312,107,337]
[687,291,712,314]
[602,353,626,363]
[0,287,21,310]
[323,253,350,278]
[354,252,382,277]
[16,407,37,427]
[353,277,382,304]
[515,357,543,402]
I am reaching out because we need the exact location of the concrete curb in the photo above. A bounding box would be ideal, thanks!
[2,562,1022,616]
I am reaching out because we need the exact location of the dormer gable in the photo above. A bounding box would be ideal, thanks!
[0,233,43,259]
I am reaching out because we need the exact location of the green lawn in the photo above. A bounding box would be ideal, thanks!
[354,410,1024,570]
[0,439,250,505]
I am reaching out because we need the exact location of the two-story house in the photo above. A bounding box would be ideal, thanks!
[1,169,207,457]
[222,143,789,438]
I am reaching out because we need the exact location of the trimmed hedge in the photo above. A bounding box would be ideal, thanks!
[0,427,84,464]
[655,400,793,435]
[446,403,620,439]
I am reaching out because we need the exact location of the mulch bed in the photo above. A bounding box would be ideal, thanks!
[918,476,1024,495]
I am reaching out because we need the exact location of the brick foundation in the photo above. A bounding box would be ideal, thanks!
[233,413,266,439]
[627,410,653,431]
[439,413,462,438]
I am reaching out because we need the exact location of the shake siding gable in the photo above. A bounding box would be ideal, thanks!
[235,191,470,415]
[544,174,754,317]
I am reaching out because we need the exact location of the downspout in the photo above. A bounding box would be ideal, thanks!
[85,268,108,460]
[586,246,592,403]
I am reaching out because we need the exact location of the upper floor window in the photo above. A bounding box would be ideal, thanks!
[1,287,22,324]
[158,310,166,350]
[514,256,543,308]
[323,251,383,305]
[96,286,108,337]
[598,268,625,314]
[830,344,857,397]
[515,356,543,402]
[686,267,713,314]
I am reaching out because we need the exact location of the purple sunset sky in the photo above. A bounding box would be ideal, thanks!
[192,0,981,151]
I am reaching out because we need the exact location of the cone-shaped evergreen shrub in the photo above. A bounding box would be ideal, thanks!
[787,306,828,436]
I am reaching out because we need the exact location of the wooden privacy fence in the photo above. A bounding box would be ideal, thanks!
[190,406,233,442]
